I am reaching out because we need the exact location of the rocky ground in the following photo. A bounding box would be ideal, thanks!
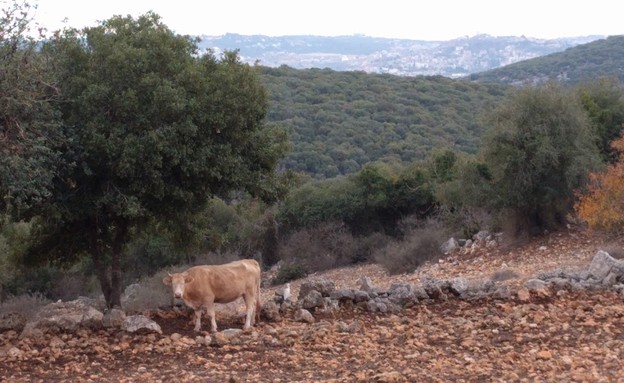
[1,228,623,382]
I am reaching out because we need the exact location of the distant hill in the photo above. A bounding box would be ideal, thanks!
[198,34,602,78]
[470,35,624,85]
[260,66,507,178]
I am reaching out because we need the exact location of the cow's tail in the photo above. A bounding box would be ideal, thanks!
[255,272,262,323]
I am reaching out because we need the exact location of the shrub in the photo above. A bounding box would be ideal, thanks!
[374,222,446,275]
[575,135,624,234]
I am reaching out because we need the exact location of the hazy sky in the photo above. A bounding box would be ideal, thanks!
[30,0,623,41]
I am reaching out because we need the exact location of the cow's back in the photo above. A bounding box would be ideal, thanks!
[185,260,260,304]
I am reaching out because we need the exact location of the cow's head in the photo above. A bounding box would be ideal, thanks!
[162,272,194,299]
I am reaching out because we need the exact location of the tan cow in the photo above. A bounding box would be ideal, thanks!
[162,259,261,333]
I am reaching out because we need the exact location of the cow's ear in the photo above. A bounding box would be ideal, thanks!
[163,276,172,285]
[184,276,194,284]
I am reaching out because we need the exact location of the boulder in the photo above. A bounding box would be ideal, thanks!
[301,290,324,310]
[588,250,624,283]
[21,299,103,338]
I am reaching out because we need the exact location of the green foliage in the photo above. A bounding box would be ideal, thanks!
[271,264,308,285]
[577,76,624,163]
[0,1,64,218]
[278,161,435,236]
[482,82,602,233]
[123,235,181,283]
[261,65,506,178]
[433,156,495,237]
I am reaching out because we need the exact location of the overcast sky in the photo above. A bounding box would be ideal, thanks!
[30,0,623,41]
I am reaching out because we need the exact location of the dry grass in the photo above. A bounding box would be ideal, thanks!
[0,292,51,320]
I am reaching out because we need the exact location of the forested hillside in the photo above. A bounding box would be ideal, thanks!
[470,35,624,85]
[260,66,507,178]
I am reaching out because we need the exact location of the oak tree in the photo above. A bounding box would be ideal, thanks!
[20,13,287,308]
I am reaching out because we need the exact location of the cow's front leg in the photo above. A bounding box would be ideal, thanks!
[193,308,202,332]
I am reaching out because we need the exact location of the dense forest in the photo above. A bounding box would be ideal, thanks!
[260,66,507,178]
[470,35,624,86]
[260,36,624,178]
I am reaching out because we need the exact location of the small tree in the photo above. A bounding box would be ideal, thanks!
[575,134,624,234]
[483,83,601,234]
[0,1,64,218]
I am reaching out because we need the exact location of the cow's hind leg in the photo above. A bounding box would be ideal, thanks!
[243,293,255,330]
[205,302,218,333]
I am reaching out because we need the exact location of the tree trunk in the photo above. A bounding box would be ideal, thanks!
[93,252,113,308]
[109,220,128,309]
[89,219,113,308]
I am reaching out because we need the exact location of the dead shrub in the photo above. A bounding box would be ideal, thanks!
[278,222,358,273]
[0,292,51,320]
[375,223,445,275]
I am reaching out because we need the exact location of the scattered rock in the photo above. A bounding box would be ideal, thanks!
[0,312,26,332]
[294,308,315,323]
[517,288,531,302]
[102,308,126,328]
[261,301,282,322]
[298,279,335,301]
[359,276,377,293]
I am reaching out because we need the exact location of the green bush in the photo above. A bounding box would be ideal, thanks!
[271,263,308,285]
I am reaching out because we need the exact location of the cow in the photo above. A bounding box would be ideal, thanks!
[162,259,261,333]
